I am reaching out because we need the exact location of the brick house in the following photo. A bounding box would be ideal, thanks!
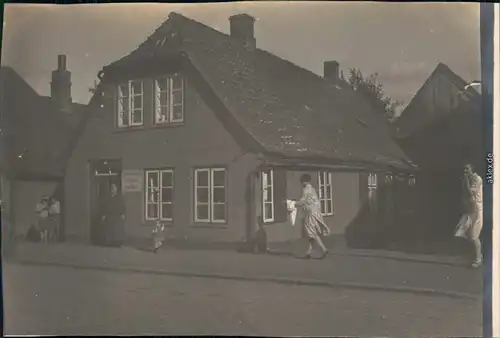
[0,56,86,245]
[394,63,482,240]
[64,13,416,246]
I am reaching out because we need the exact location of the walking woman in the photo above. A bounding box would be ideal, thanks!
[295,174,331,259]
[454,164,483,268]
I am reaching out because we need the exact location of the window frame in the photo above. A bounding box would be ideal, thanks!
[154,73,185,125]
[262,169,274,223]
[117,80,144,128]
[385,173,394,184]
[145,169,174,222]
[194,168,227,224]
[368,172,378,211]
[318,171,334,216]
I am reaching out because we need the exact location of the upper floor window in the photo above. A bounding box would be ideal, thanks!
[409,175,416,186]
[117,80,144,128]
[154,73,184,124]
[318,171,334,216]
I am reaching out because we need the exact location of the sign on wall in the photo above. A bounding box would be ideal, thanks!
[122,170,143,193]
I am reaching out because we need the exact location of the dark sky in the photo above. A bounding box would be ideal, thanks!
[1,2,480,114]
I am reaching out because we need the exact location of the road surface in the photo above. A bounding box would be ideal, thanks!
[3,263,482,336]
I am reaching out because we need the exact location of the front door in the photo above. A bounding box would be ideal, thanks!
[89,159,122,244]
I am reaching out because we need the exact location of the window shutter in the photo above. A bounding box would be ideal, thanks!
[359,172,368,205]
[273,168,288,223]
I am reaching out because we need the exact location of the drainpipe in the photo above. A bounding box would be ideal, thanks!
[245,155,266,242]
[245,170,256,242]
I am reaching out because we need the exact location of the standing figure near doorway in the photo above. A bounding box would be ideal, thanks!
[36,196,51,244]
[100,183,126,247]
[48,196,61,242]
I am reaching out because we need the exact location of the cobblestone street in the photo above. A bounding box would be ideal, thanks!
[3,263,482,336]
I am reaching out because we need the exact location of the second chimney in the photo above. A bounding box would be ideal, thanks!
[229,13,256,49]
[51,54,72,112]
[323,61,340,84]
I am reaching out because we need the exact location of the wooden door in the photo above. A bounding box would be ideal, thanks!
[89,159,122,244]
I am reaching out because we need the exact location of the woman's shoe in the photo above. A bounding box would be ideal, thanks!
[471,261,482,268]
[319,250,329,259]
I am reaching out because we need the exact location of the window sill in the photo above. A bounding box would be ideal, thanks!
[262,220,287,226]
[190,223,228,229]
[113,122,185,133]
[143,220,174,227]
[114,125,147,133]
[150,122,185,129]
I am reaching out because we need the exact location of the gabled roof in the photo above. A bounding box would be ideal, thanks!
[395,63,480,139]
[0,66,87,179]
[397,99,482,171]
[102,13,414,171]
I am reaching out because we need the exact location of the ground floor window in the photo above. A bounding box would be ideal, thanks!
[318,171,334,216]
[261,169,274,223]
[145,169,174,221]
[194,168,226,223]
[368,173,378,211]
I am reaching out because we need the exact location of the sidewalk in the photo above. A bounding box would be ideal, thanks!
[10,241,482,299]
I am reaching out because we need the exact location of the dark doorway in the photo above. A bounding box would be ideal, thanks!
[89,159,122,245]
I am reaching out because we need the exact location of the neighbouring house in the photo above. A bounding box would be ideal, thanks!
[64,13,416,247]
[0,55,87,245]
[394,63,482,240]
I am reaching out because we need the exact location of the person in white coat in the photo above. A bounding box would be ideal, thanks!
[454,164,483,268]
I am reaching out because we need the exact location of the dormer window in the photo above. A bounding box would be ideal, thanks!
[154,73,184,124]
[117,80,144,127]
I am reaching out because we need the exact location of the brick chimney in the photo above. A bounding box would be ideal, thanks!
[229,13,256,49]
[51,54,72,112]
[323,61,340,84]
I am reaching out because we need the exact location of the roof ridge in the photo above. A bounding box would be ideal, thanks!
[435,62,478,94]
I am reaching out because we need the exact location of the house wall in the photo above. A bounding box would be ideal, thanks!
[12,180,57,237]
[419,72,464,116]
[64,75,258,243]
[330,172,361,234]
[259,170,360,243]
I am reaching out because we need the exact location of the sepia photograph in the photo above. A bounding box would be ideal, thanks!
[0,2,491,336]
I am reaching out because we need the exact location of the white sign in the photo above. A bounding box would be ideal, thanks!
[122,170,143,193]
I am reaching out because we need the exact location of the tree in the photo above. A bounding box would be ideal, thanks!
[347,68,403,122]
